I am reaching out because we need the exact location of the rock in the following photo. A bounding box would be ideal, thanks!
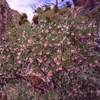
[0,0,21,44]
[11,9,21,27]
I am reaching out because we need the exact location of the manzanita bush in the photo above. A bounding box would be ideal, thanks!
[0,8,100,100]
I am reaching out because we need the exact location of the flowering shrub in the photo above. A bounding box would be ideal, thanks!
[0,9,100,99]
